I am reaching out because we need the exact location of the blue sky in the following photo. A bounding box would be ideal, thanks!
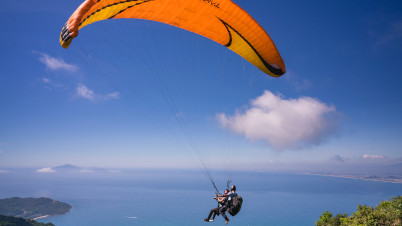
[1,0,402,172]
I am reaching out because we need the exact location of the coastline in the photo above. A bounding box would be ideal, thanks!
[301,173,402,184]
[30,204,73,221]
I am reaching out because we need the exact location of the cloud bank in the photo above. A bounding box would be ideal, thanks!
[217,90,341,150]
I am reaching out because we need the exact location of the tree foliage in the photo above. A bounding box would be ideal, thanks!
[0,215,54,226]
[0,197,72,219]
[316,196,402,226]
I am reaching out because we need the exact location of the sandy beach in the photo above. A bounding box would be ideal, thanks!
[32,215,49,220]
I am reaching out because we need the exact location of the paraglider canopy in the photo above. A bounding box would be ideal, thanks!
[60,0,286,77]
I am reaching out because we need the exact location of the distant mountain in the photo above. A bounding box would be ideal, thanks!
[53,164,81,171]
[0,197,72,219]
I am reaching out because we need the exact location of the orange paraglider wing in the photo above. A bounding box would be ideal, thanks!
[60,0,285,77]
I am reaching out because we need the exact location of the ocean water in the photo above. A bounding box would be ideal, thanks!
[1,169,401,226]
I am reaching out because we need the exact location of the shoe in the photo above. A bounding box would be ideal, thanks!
[203,218,209,222]
[225,218,230,224]
[209,219,214,222]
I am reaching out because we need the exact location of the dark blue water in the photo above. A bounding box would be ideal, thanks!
[1,169,401,225]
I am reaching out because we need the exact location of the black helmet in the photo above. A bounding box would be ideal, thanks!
[230,185,236,192]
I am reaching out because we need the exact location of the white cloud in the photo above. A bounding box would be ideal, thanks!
[76,84,120,101]
[362,154,385,160]
[217,90,341,150]
[37,52,78,72]
[0,170,9,173]
[105,91,120,100]
[77,84,96,100]
[41,77,63,89]
[80,169,95,173]
[37,167,56,173]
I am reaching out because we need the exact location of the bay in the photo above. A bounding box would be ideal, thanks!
[1,169,401,225]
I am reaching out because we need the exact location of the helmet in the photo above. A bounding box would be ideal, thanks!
[230,185,236,192]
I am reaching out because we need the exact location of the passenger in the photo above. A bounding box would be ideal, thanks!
[203,189,229,222]
[219,185,237,224]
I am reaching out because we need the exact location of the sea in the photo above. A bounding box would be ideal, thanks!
[0,168,401,226]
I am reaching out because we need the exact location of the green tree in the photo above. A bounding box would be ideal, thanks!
[316,211,333,226]
[0,215,54,226]
[316,196,402,226]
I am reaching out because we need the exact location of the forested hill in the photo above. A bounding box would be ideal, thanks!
[0,197,72,219]
[316,196,402,226]
[0,215,55,226]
